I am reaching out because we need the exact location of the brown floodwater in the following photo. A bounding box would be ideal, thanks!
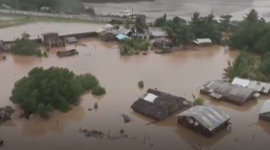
[1,36,270,150]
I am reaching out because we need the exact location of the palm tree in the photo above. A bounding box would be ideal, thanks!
[222,60,236,82]
[191,12,200,23]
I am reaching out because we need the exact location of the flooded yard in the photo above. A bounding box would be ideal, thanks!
[1,35,270,150]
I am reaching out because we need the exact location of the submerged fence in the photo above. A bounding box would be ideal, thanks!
[0,9,126,23]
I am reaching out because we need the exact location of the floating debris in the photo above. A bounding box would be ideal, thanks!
[234,138,239,142]
[80,129,105,139]
[252,134,255,140]
[88,108,92,111]
[0,138,3,146]
[143,52,147,55]
[121,114,132,123]
[80,128,137,141]
[94,102,98,109]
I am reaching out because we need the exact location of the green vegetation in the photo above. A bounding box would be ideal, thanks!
[10,67,106,118]
[153,12,222,46]
[0,106,15,123]
[120,39,150,56]
[92,86,106,96]
[138,81,144,88]
[193,98,205,106]
[223,9,270,82]
[11,33,42,57]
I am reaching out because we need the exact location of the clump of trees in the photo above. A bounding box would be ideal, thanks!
[153,12,223,46]
[10,67,106,118]
[11,33,42,57]
[120,39,150,55]
[223,9,270,82]
[0,106,15,123]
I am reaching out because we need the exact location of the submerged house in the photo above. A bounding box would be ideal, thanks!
[177,105,231,138]
[232,77,270,96]
[200,80,258,105]
[65,37,78,44]
[151,37,173,51]
[131,88,192,120]
[259,100,270,122]
[41,32,65,49]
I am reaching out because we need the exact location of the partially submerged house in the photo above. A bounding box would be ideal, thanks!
[65,37,78,44]
[232,77,270,96]
[41,32,65,49]
[116,34,131,42]
[151,37,173,50]
[131,88,192,120]
[0,40,15,52]
[193,38,212,46]
[259,99,270,122]
[177,105,231,138]
[200,80,258,105]
[97,30,117,41]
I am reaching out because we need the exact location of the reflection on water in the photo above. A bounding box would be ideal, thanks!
[1,37,270,150]
[176,125,231,147]
[20,106,85,137]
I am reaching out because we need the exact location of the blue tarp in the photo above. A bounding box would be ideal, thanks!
[116,34,131,41]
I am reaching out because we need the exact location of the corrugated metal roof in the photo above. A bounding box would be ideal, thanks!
[177,105,230,131]
[143,93,158,103]
[247,81,264,92]
[260,100,270,114]
[201,80,256,105]
[232,77,250,87]
[194,38,212,44]
[116,34,130,41]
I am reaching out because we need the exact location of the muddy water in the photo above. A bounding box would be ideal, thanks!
[1,36,270,150]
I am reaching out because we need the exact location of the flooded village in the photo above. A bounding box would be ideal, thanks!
[1,0,270,150]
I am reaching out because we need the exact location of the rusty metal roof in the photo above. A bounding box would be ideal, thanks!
[177,105,230,131]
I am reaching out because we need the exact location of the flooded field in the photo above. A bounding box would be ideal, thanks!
[1,34,270,150]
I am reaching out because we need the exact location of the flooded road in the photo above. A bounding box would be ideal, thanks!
[1,34,270,150]
[85,0,270,21]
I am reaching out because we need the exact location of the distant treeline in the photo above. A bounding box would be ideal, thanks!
[80,0,154,3]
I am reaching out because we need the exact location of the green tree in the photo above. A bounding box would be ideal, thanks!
[10,67,105,118]
[135,16,148,35]
[193,98,205,106]
[154,13,167,27]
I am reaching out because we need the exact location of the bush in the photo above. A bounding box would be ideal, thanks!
[10,67,105,118]
[43,52,48,58]
[11,34,40,56]
[193,98,205,106]
[91,86,106,96]
[138,81,144,88]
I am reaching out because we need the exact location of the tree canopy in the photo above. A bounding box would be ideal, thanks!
[11,33,42,57]
[153,12,223,46]
[223,9,270,82]
[10,67,106,118]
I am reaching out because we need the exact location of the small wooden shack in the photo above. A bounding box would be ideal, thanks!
[177,105,231,138]
[65,37,78,44]
[41,32,65,49]
[131,88,191,120]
